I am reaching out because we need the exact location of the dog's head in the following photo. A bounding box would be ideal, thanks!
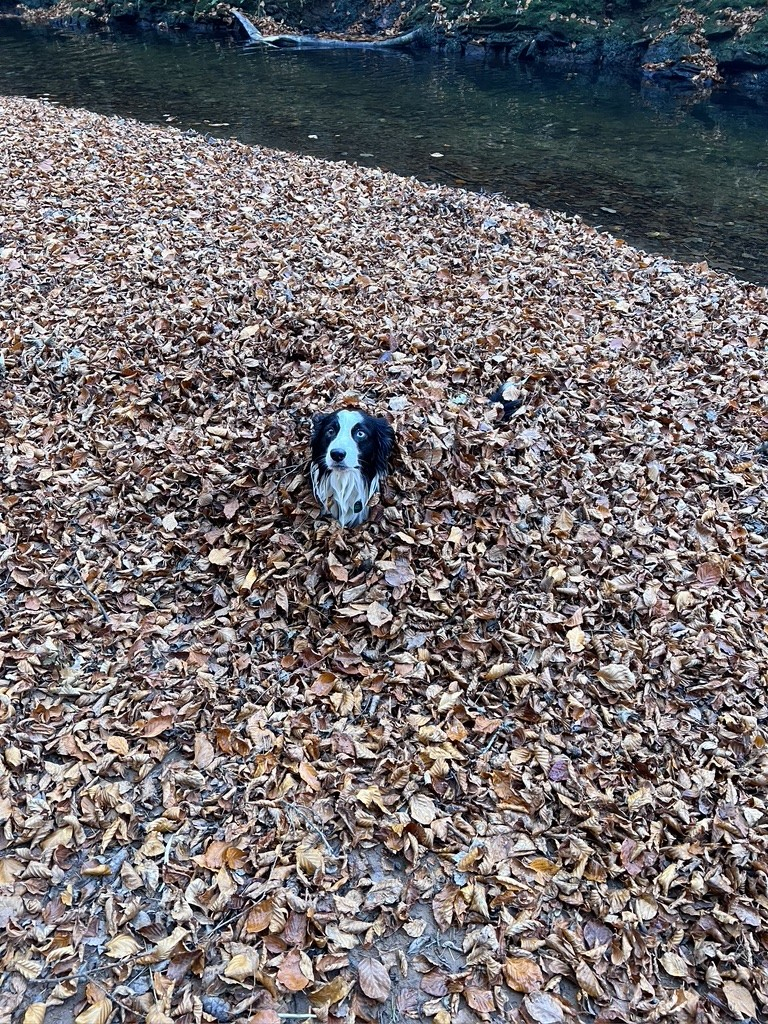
[311,409,395,477]
[310,409,396,526]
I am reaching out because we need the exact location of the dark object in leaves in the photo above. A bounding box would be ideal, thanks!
[488,383,525,422]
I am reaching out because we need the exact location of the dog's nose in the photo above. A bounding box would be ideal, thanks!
[329,449,346,464]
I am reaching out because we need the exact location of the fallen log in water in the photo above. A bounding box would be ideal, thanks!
[231,7,424,50]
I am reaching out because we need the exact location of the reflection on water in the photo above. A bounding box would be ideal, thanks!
[1,18,766,283]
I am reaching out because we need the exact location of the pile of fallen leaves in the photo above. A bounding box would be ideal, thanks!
[1,95,767,1024]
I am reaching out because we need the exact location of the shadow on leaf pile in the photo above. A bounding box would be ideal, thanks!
[1,95,768,1024]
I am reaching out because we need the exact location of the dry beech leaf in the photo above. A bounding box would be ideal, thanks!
[409,792,437,825]
[308,975,353,1008]
[74,1000,112,1024]
[575,960,603,997]
[721,981,756,1020]
[23,1006,47,1024]
[208,548,233,566]
[659,951,688,977]
[357,956,391,1002]
[465,986,495,1012]
[366,601,393,627]
[596,664,636,688]
[277,948,313,992]
[566,626,587,653]
[105,934,140,959]
[503,957,543,992]
[224,953,259,982]
[136,927,188,966]
[384,561,415,587]
[696,561,723,587]
[523,990,565,1024]
[484,662,516,681]
[145,1009,174,1024]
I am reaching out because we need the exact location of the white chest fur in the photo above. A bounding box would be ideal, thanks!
[311,464,380,527]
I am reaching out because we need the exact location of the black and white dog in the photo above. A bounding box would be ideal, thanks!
[311,409,396,527]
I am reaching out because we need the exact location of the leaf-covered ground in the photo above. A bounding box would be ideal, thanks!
[1,95,768,1024]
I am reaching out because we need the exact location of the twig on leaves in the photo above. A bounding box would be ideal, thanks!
[68,564,111,623]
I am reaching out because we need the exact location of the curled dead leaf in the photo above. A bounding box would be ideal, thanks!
[74,1000,112,1024]
[23,1005,47,1024]
[105,934,140,959]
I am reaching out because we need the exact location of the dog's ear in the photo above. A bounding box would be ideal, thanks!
[374,417,396,476]
[311,412,331,441]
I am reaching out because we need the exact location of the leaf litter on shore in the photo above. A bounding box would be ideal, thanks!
[1,95,767,1023]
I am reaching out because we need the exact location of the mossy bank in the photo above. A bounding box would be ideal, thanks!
[9,0,768,91]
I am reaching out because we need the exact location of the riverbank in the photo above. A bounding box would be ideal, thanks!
[7,0,768,92]
[2,95,768,1023]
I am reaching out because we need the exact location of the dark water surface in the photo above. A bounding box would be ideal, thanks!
[1,18,767,284]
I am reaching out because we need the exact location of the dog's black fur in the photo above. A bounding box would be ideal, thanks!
[310,409,395,527]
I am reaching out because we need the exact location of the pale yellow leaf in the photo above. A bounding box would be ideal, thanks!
[105,934,140,959]
[74,1000,112,1024]
[23,1004,47,1024]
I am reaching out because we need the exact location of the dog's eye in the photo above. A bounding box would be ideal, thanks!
[352,426,367,440]
[325,424,337,437]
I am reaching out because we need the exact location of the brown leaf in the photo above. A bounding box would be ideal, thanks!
[464,985,495,1012]
[721,981,756,1019]
[696,561,723,587]
[383,561,415,587]
[208,547,233,566]
[575,960,603,997]
[277,948,313,992]
[104,934,140,959]
[503,957,543,993]
[308,975,352,1008]
[23,1006,47,1024]
[224,953,259,982]
[659,951,688,978]
[357,956,391,1002]
[596,664,636,688]
[566,626,587,653]
[140,715,174,737]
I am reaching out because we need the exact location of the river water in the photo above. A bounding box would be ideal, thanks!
[1,18,767,284]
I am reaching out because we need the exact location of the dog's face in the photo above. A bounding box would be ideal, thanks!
[311,409,394,477]
[310,409,395,527]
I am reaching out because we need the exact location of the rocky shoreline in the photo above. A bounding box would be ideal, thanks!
[7,0,768,94]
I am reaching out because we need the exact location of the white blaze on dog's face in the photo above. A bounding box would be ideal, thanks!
[324,409,365,471]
